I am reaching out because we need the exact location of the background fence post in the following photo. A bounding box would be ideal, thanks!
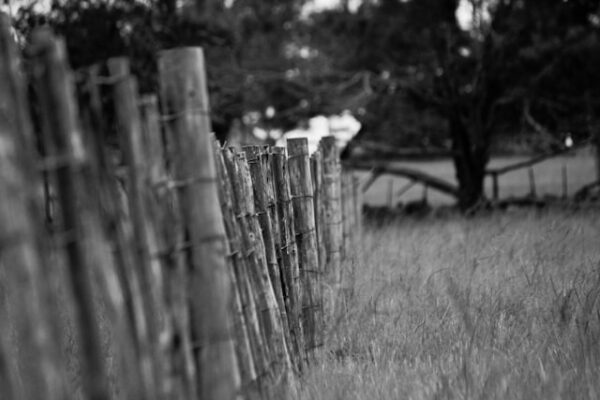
[221,148,273,387]
[287,138,323,354]
[213,141,259,397]
[234,151,293,384]
[318,137,343,325]
[244,146,292,364]
[271,147,306,368]
[158,47,240,400]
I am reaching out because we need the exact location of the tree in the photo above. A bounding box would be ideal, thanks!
[14,0,312,141]
[306,0,600,210]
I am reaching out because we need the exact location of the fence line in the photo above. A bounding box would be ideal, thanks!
[0,23,362,400]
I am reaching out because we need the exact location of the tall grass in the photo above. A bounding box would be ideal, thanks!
[295,209,600,399]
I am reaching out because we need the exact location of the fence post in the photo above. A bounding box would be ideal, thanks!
[30,33,111,400]
[213,142,259,396]
[107,57,163,400]
[158,47,240,400]
[353,173,362,240]
[271,147,306,367]
[528,167,537,198]
[244,146,292,358]
[222,148,278,383]
[236,151,293,382]
[491,172,499,201]
[311,149,324,271]
[139,94,199,400]
[562,163,568,200]
[318,137,343,324]
[287,138,323,354]
[0,18,66,400]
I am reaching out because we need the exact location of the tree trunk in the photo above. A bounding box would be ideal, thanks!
[450,117,489,211]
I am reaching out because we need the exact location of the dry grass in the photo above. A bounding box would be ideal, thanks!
[294,209,600,399]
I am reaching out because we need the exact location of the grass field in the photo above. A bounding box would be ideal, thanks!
[293,207,600,398]
[363,147,597,206]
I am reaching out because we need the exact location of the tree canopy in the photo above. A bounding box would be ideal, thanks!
[11,0,600,209]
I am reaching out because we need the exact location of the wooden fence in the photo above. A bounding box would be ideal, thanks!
[0,20,362,400]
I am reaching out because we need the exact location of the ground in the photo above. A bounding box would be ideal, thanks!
[292,150,600,399]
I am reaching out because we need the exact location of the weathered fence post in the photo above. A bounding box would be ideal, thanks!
[562,163,568,200]
[491,172,499,201]
[528,167,537,198]
[0,17,66,400]
[30,32,111,400]
[271,147,306,367]
[311,149,324,271]
[353,173,363,240]
[340,172,350,260]
[318,137,343,324]
[213,142,259,397]
[107,57,162,400]
[139,94,198,400]
[234,151,294,382]
[158,47,240,400]
[287,138,323,354]
[244,146,292,359]
[222,148,278,384]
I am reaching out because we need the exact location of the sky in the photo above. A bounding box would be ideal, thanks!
[2,0,473,29]
[307,0,474,29]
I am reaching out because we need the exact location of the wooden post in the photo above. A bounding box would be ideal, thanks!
[271,147,306,368]
[353,173,362,241]
[140,95,197,400]
[347,172,357,250]
[76,59,149,400]
[213,142,259,396]
[30,33,110,400]
[81,64,109,172]
[341,172,351,261]
[318,137,343,323]
[222,148,276,382]
[528,167,537,198]
[107,57,162,400]
[234,151,293,380]
[491,172,499,201]
[387,178,394,207]
[158,47,240,400]
[287,138,323,353]
[562,163,568,200]
[0,19,65,400]
[244,146,291,353]
[311,150,324,271]
[594,131,600,183]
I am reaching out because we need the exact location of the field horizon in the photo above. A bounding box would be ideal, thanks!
[294,209,600,399]
[361,147,597,207]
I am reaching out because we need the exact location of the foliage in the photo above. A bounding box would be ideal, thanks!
[13,0,313,139]
[13,0,600,209]
[305,0,600,209]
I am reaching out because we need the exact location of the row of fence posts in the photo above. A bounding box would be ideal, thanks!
[0,18,362,400]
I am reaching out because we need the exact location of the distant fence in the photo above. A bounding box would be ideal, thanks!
[350,141,595,208]
[0,17,362,400]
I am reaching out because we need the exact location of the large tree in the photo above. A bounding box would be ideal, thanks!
[307,0,600,210]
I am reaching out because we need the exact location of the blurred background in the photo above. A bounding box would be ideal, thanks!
[3,0,600,210]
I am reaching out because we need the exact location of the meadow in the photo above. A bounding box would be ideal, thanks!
[362,147,597,206]
[294,210,600,399]
[293,150,600,400]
